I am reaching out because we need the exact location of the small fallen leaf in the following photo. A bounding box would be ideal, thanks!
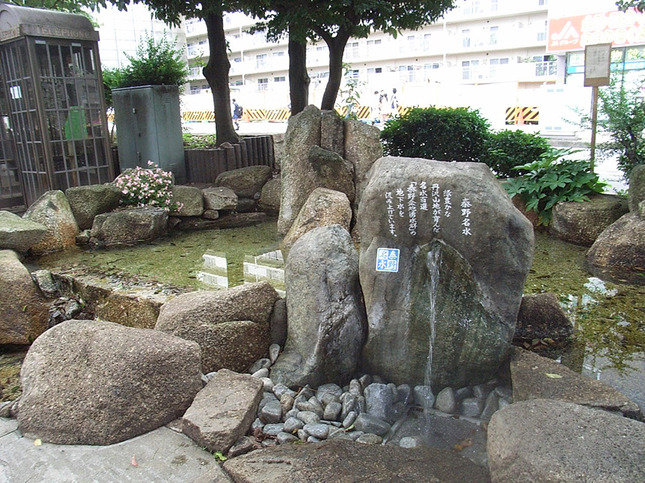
[453,438,473,451]
[131,455,138,467]
[34,439,42,446]
[545,373,563,379]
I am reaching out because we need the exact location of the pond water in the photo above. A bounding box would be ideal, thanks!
[35,221,645,411]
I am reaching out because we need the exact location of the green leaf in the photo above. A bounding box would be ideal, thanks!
[545,373,563,379]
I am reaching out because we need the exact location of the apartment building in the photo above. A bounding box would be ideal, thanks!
[183,0,557,128]
[94,0,645,131]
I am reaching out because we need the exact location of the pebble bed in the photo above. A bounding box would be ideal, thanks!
[206,344,513,461]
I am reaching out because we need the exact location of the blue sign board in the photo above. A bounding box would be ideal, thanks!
[376,248,400,273]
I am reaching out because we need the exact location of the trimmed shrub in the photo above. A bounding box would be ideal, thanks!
[483,129,551,178]
[380,106,490,162]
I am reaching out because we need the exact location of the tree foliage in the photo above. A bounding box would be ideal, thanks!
[595,75,645,178]
[105,0,242,145]
[7,0,102,14]
[256,0,456,110]
[616,1,645,12]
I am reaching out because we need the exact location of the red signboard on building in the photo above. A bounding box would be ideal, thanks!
[548,8,645,52]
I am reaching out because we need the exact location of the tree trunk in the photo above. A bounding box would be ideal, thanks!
[203,12,239,146]
[320,31,351,111]
[288,27,309,116]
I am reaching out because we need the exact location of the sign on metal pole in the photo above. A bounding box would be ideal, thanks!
[584,43,612,172]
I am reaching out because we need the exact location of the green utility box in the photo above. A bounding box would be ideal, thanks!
[113,85,185,182]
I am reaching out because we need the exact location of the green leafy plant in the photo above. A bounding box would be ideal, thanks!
[338,63,363,120]
[483,129,551,178]
[504,148,608,225]
[182,133,218,149]
[596,75,645,179]
[113,161,182,212]
[117,33,188,89]
[381,106,490,162]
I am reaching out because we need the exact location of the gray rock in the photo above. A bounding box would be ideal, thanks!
[359,157,534,388]
[342,411,358,429]
[278,105,322,235]
[316,383,344,402]
[283,417,304,433]
[353,413,391,436]
[488,399,645,483]
[183,369,263,454]
[0,250,48,344]
[258,177,281,214]
[514,292,573,343]
[320,110,344,157]
[273,383,295,399]
[271,225,367,388]
[341,395,358,421]
[434,387,457,414]
[262,423,284,437]
[296,411,320,425]
[260,399,283,424]
[628,164,645,213]
[365,383,396,423]
[460,398,483,418]
[479,391,499,422]
[170,185,204,217]
[511,347,642,420]
[203,186,238,211]
[303,423,329,439]
[229,436,260,458]
[156,282,278,373]
[202,209,220,220]
[355,433,382,444]
[18,319,202,445]
[90,206,167,247]
[551,194,629,246]
[0,211,46,253]
[280,393,295,414]
[31,269,58,298]
[323,401,343,421]
[235,197,258,213]
[222,439,490,482]
[23,190,79,254]
[215,165,273,199]
[248,358,272,374]
[269,297,287,347]
[269,343,281,364]
[281,188,352,253]
[65,184,122,229]
[309,145,355,203]
[413,385,435,411]
[585,212,645,285]
[343,119,383,214]
[399,436,424,448]
[276,432,298,444]
[397,384,413,406]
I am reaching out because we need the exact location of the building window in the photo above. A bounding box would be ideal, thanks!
[347,69,360,81]
[399,65,416,82]
[258,78,268,91]
[490,0,498,12]
[345,41,359,60]
[462,60,480,80]
[489,57,508,78]
[274,76,286,82]
[422,33,432,51]
[256,54,267,69]
[489,26,498,46]
[537,20,547,42]
[462,29,471,48]
[273,51,285,58]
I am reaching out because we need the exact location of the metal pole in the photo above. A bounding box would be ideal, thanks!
[590,85,599,173]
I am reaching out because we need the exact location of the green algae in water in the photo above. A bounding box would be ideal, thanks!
[526,231,645,374]
[37,221,282,291]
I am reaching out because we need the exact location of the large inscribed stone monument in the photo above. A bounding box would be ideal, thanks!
[358,157,534,389]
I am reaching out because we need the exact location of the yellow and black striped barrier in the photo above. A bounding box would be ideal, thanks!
[505,106,539,125]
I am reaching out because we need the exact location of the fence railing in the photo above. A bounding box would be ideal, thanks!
[184,135,275,183]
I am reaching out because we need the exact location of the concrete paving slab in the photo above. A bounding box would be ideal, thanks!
[0,418,232,483]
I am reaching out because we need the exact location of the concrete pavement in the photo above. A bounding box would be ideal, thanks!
[0,418,231,483]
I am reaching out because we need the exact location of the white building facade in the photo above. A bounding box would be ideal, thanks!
[93,0,645,132]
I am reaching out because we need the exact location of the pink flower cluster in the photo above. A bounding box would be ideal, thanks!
[114,160,183,212]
